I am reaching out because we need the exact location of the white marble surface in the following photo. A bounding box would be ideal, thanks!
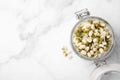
[0,0,120,80]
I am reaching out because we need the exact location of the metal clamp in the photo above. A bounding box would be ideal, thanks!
[94,59,107,67]
[75,8,90,20]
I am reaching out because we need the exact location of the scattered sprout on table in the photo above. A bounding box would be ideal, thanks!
[61,46,73,59]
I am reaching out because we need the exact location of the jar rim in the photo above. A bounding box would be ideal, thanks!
[71,16,115,61]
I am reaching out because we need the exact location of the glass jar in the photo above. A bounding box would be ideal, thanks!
[71,8,120,80]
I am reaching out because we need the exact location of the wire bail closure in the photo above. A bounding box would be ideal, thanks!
[75,8,90,20]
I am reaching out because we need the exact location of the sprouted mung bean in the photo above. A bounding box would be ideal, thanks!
[61,46,73,59]
[72,19,112,58]
[61,47,69,57]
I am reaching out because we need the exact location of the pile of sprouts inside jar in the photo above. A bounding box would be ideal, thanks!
[72,19,113,58]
